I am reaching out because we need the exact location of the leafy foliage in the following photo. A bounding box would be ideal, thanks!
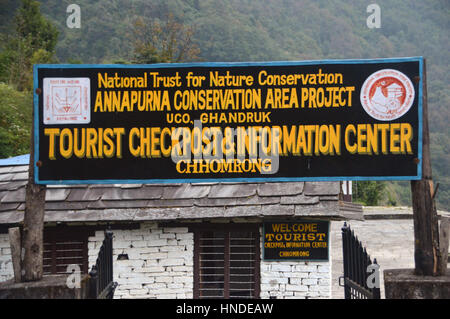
[15,0,58,53]
[0,0,58,91]
[131,13,200,63]
[0,0,58,159]
[353,181,386,206]
[0,83,32,158]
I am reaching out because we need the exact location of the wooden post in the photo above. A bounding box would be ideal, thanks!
[21,91,47,282]
[410,59,443,276]
[438,217,449,275]
[8,227,22,283]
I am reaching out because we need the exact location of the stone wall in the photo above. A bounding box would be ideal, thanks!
[0,233,13,282]
[260,261,331,299]
[88,222,194,299]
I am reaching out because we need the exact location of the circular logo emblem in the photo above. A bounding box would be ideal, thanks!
[360,69,415,121]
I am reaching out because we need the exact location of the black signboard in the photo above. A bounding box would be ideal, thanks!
[263,221,329,261]
[33,57,423,184]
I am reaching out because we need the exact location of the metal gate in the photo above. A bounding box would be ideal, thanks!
[88,229,117,299]
[339,222,381,299]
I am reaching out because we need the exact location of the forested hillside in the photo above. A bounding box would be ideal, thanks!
[0,0,449,209]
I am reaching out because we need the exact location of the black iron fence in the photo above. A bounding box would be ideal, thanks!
[339,222,381,299]
[88,229,117,299]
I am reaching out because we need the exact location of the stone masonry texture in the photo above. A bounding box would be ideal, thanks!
[88,222,194,299]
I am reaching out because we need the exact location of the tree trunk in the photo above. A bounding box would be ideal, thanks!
[8,227,22,283]
[438,217,450,275]
[21,95,47,282]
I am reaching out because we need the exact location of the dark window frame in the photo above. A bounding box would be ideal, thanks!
[43,227,92,275]
[191,223,261,299]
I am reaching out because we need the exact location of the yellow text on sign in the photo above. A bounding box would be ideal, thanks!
[44,128,125,159]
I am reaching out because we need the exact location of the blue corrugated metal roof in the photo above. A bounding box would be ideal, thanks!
[0,154,29,166]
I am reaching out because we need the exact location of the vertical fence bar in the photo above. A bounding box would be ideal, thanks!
[350,231,356,298]
[341,222,351,299]
[356,251,359,297]
[360,244,365,298]
[105,229,113,297]
[363,248,369,291]
[355,238,360,288]
[358,242,363,287]
[107,229,113,284]
[99,245,104,293]
[89,265,98,299]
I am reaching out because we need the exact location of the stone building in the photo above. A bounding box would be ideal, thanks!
[0,155,357,299]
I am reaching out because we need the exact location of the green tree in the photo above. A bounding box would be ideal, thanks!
[354,181,386,206]
[0,83,32,158]
[15,0,58,53]
[0,0,58,91]
[131,13,200,64]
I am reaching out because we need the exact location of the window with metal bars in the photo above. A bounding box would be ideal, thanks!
[193,225,260,299]
[43,227,89,275]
